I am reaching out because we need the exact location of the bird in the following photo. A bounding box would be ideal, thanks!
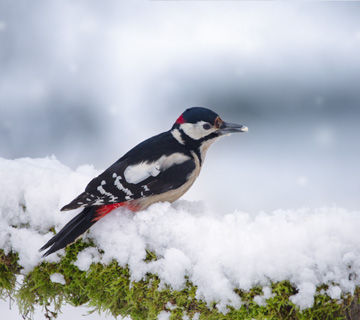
[39,107,248,257]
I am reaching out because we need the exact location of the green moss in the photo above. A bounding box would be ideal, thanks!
[0,250,19,297]
[1,242,360,320]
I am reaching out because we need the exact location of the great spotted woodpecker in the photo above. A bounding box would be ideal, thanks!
[40,107,248,257]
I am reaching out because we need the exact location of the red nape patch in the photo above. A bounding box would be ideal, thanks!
[175,114,185,124]
[92,202,139,222]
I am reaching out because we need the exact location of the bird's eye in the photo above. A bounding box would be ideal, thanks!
[203,123,211,130]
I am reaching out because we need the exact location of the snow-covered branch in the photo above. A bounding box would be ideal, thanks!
[1,157,360,319]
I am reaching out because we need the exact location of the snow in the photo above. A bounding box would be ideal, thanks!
[1,156,360,313]
[157,311,170,320]
[50,273,66,285]
[74,247,101,271]
[253,286,273,307]
[327,285,342,300]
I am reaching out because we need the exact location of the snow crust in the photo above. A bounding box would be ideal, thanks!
[1,156,360,312]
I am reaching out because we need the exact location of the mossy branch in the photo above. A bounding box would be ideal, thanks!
[1,243,360,320]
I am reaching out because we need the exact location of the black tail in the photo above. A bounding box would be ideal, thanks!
[39,207,98,257]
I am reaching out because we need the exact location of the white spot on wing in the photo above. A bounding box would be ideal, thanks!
[97,180,118,202]
[94,199,105,206]
[113,173,134,199]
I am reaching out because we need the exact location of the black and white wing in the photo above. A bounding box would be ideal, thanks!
[61,133,196,211]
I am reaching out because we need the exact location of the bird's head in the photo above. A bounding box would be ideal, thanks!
[171,107,248,161]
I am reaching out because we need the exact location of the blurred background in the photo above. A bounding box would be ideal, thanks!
[1,0,360,213]
[1,1,360,319]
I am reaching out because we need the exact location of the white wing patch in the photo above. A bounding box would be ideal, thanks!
[124,153,190,185]
[159,153,190,171]
[123,162,160,184]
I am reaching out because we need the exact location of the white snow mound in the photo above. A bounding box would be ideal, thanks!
[1,156,360,311]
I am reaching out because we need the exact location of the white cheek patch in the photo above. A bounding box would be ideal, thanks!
[124,153,190,184]
[180,121,216,140]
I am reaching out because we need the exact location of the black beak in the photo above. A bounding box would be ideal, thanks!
[219,121,248,134]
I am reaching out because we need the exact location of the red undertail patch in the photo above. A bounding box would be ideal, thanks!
[92,202,139,222]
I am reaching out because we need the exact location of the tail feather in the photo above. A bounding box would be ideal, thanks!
[39,207,98,257]
[40,203,133,257]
